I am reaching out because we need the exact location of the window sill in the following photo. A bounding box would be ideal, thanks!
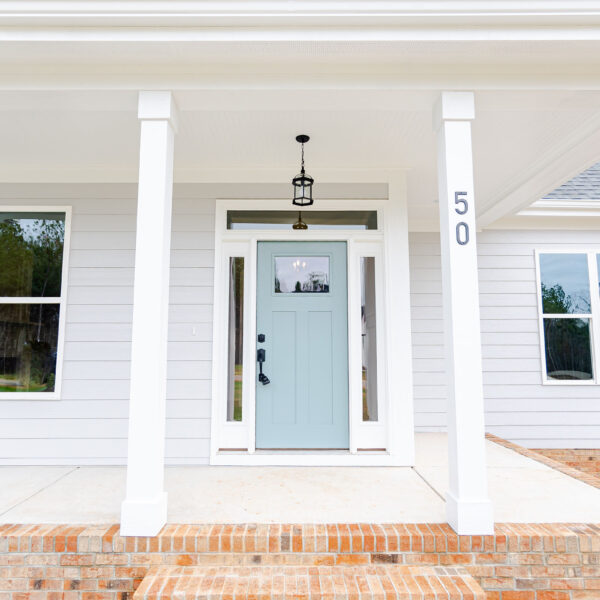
[0,392,60,400]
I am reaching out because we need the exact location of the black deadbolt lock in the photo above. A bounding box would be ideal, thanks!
[258,333,265,342]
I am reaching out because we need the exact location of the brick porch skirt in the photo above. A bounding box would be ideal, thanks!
[533,450,600,480]
[1,523,600,600]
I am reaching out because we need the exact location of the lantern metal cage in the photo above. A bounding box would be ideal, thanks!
[292,134,314,207]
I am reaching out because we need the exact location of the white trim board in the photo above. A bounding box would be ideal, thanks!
[519,199,600,217]
[209,194,415,466]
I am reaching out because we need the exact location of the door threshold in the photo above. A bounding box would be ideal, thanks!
[211,450,407,467]
[255,448,349,453]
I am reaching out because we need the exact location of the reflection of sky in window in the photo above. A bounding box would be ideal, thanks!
[540,253,590,313]
[275,256,329,293]
[1,213,64,243]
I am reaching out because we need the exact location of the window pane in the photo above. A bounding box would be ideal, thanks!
[227,258,244,421]
[539,253,590,314]
[0,212,65,297]
[274,256,330,293]
[227,210,377,230]
[0,304,60,392]
[361,257,378,421]
[543,318,593,381]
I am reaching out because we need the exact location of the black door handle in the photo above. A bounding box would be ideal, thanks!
[257,349,270,385]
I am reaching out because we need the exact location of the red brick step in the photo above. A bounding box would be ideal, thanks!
[134,565,486,600]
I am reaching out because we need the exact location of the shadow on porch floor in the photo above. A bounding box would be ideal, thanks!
[1,433,599,524]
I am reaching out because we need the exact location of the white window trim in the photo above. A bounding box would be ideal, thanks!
[210,197,411,466]
[0,205,72,400]
[535,247,600,386]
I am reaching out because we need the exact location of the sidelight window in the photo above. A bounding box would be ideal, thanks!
[226,257,244,421]
[360,257,378,421]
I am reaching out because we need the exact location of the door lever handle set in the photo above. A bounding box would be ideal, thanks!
[257,348,270,385]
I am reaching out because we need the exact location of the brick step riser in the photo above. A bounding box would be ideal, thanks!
[2,524,600,600]
[134,565,486,600]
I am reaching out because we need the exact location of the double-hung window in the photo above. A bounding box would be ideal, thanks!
[536,251,600,384]
[0,208,70,398]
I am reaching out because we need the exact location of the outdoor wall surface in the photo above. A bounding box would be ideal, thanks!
[1,184,599,464]
[0,185,215,465]
[410,230,600,449]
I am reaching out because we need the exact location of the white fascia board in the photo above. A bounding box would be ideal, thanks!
[5,27,600,43]
[518,199,600,216]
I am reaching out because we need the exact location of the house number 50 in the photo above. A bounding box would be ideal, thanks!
[454,191,469,246]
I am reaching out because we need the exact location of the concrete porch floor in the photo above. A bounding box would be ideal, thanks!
[1,434,599,524]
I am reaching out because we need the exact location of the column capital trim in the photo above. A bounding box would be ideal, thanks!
[138,90,179,133]
[433,91,475,131]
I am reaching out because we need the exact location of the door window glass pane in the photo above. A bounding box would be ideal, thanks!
[361,257,378,421]
[543,318,593,380]
[0,304,60,392]
[227,257,244,421]
[539,253,590,314]
[274,256,329,293]
[0,212,65,297]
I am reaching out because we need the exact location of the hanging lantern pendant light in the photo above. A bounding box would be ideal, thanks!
[292,134,314,207]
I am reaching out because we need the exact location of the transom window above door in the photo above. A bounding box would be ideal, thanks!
[227,210,378,230]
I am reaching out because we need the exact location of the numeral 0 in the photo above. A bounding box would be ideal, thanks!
[456,222,469,245]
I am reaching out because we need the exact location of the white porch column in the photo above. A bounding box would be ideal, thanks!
[433,92,493,535]
[121,91,178,536]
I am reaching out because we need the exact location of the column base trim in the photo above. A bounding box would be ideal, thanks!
[120,492,167,537]
[446,490,494,535]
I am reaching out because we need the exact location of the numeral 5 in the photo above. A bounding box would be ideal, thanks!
[455,191,468,215]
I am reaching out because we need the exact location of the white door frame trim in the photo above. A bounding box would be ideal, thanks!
[209,190,414,466]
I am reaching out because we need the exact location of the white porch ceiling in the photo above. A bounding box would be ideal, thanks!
[1,89,600,228]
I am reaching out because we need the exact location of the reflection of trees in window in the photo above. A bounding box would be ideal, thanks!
[544,318,592,380]
[0,216,64,393]
[227,257,244,421]
[0,304,59,392]
[542,282,590,315]
[0,218,64,298]
[300,271,329,293]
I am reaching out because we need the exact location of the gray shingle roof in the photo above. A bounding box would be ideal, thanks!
[543,162,600,201]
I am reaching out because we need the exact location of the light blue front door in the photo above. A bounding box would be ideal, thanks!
[255,241,349,449]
